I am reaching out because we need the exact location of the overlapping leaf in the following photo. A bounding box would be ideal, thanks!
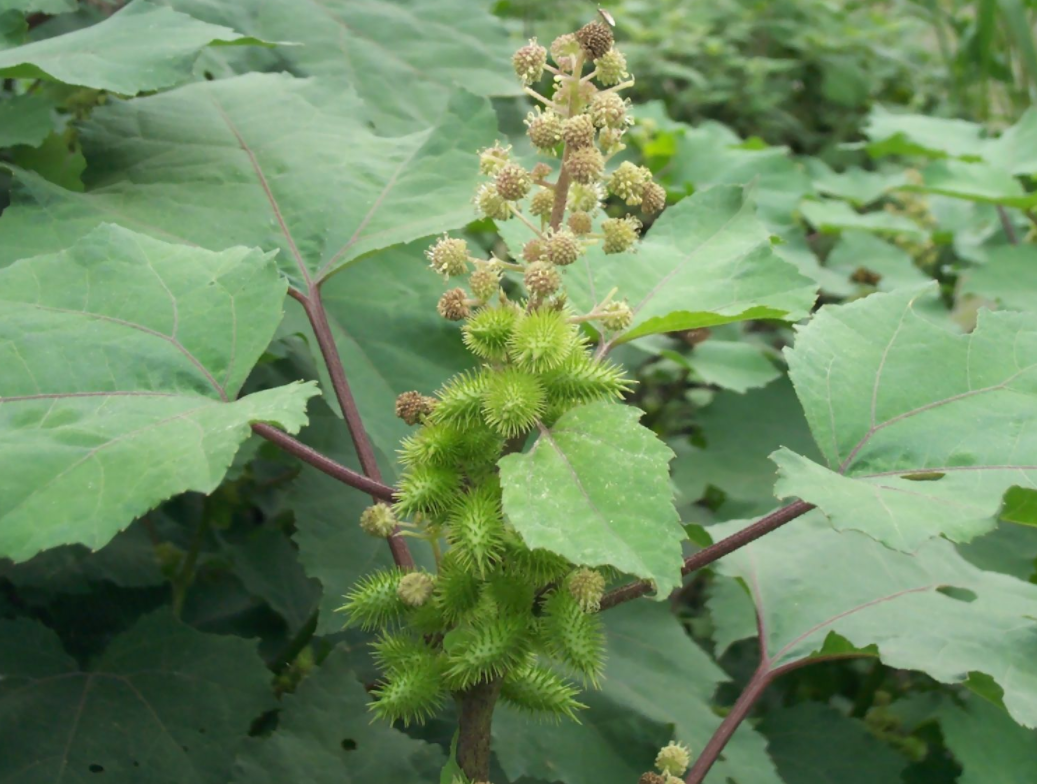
[0,224,318,561]
[162,0,521,133]
[711,510,1037,727]
[959,244,1037,312]
[564,185,817,343]
[498,402,685,595]
[231,647,444,782]
[0,93,55,147]
[0,74,498,289]
[0,0,269,94]
[799,198,925,237]
[776,284,1037,551]
[0,610,273,783]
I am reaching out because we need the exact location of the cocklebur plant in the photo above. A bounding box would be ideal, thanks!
[336,17,666,780]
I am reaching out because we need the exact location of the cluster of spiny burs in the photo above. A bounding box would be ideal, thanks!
[338,18,665,729]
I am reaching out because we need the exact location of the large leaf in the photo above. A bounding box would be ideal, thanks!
[799,198,926,237]
[0,224,317,561]
[824,231,931,294]
[863,107,986,159]
[163,0,521,134]
[231,646,443,782]
[983,107,1037,176]
[564,185,817,343]
[0,74,498,289]
[0,610,273,783]
[711,510,1037,728]
[0,93,55,147]
[0,0,268,94]
[498,402,685,595]
[906,160,1037,209]
[959,244,1037,312]
[776,284,1037,551]
[933,696,1037,783]
[809,160,907,207]
[759,702,908,784]
[493,603,784,784]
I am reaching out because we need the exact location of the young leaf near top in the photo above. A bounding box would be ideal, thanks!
[161,0,522,134]
[0,610,274,784]
[775,283,1037,551]
[498,402,685,596]
[0,73,498,289]
[0,0,271,94]
[712,510,1037,728]
[0,224,318,561]
[563,185,818,344]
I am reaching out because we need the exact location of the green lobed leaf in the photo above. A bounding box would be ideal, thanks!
[161,0,521,134]
[809,160,908,207]
[498,402,685,596]
[0,609,274,783]
[566,185,817,343]
[759,702,908,784]
[983,107,1037,176]
[494,603,784,784]
[776,284,1037,551]
[824,231,931,294]
[959,244,1037,312]
[0,93,55,147]
[863,106,987,160]
[0,0,270,94]
[231,646,444,782]
[0,74,499,289]
[0,224,318,561]
[934,695,1037,783]
[712,510,1037,728]
[906,159,1037,209]
[670,339,781,394]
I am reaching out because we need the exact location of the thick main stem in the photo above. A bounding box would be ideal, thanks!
[456,678,503,781]
[684,665,773,784]
[599,501,815,610]
[295,286,414,569]
[548,53,583,232]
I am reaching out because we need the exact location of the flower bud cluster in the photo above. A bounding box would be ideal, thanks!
[340,14,663,736]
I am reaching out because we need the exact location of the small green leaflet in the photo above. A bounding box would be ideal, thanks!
[498,402,684,596]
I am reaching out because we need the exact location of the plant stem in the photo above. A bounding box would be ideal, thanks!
[251,423,394,501]
[271,608,319,674]
[998,205,1019,244]
[294,285,415,569]
[599,500,815,610]
[456,678,503,781]
[683,665,774,784]
[171,514,209,618]
[548,53,583,232]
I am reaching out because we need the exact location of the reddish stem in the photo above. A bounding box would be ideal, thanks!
[599,500,815,610]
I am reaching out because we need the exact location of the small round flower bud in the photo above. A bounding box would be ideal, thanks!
[551,33,580,71]
[469,263,501,301]
[638,774,666,784]
[531,162,553,180]
[396,390,435,426]
[526,108,564,151]
[397,572,435,607]
[568,568,606,612]
[575,21,614,59]
[641,181,667,215]
[545,227,583,266]
[475,183,513,221]
[567,182,603,213]
[608,161,651,205]
[524,261,561,297]
[425,235,469,277]
[567,146,604,184]
[360,504,397,538]
[562,114,596,150]
[495,163,532,202]
[595,49,629,86]
[602,216,641,254]
[655,742,692,777]
[591,92,630,129]
[598,127,626,156]
[438,288,471,321]
[530,188,555,218]
[568,210,593,235]
[478,143,511,175]
[513,38,547,85]
[523,237,545,263]
[600,300,634,331]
